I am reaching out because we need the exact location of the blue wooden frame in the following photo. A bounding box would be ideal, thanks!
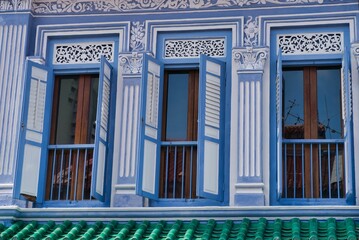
[269,25,355,205]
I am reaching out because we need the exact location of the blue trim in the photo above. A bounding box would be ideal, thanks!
[136,54,164,200]
[269,24,354,206]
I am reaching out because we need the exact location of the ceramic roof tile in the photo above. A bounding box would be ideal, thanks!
[1,218,359,239]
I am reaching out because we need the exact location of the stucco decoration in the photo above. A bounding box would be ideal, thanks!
[119,52,143,75]
[233,47,268,71]
[53,42,114,64]
[130,22,145,52]
[244,16,259,47]
[353,44,359,69]
[278,32,343,55]
[31,0,324,14]
[164,38,225,58]
[0,0,31,11]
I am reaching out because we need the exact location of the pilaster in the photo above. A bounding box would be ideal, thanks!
[231,47,268,206]
[111,52,144,207]
[0,11,31,205]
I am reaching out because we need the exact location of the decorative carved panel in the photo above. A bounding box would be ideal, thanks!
[164,38,225,58]
[53,42,114,64]
[278,32,343,55]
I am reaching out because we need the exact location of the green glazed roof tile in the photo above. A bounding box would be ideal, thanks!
[1,218,359,239]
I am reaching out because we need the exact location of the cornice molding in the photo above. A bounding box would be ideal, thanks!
[0,0,327,14]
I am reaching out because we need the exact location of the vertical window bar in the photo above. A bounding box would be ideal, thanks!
[336,144,340,198]
[302,144,305,198]
[293,143,296,198]
[328,143,331,199]
[66,149,72,201]
[82,148,88,201]
[319,144,322,199]
[310,144,313,198]
[74,149,80,201]
[165,146,169,199]
[181,147,185,199]
[189,146,193,199]
[173,146,177,198]
[50,149,57,201]
[284,143,287,198]
[58,149,64,200]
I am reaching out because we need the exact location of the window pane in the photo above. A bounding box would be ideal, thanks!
[53,75,99,144]
[282,70,304,139]
[54,77,79,144]
[317,67,342,139]
[165,73,189,140]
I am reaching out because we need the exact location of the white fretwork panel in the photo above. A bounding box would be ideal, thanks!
[53,42,114,64]
[164,38,225,58]
[278,32,343,55]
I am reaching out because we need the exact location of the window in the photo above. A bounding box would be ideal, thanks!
[15,57,113,205]
[160,70,198,199]
[136,54,226,205]
[45,74,98,201]
[275,49,354,205]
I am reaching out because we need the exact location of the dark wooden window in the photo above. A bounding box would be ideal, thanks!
[282,66,344,198]
[160,70,199,199]
[46,74,99,201]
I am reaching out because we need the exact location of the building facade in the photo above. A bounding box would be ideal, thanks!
[0,0,358,215]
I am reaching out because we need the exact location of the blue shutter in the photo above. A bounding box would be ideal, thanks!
[276,50,283,200]
[341,49,354,202]
[197,55,225,201]
[16,60,51,203]
[91,56,112,201]
[136,54,164,200]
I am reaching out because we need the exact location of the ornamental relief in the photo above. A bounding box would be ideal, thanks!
[165,38,225,58]
[0,0,31,11]
[278,33,343,55]
[53,42,114,64]
[30,0,325,14]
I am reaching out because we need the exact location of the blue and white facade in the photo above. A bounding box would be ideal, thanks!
[0,0,358,213]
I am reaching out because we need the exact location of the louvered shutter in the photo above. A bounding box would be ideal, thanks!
[197,55,226,201]
[276,50,283,200]
[17,60,51,202]
[136,54,164,199]
[91,56,112,201]
[341,49,354,201]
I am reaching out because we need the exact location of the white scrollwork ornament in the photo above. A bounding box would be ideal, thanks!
[130,22,145,52]
[244,16,259,47]
[119,52,143,74]
[233,47,268,71]
[31,0,325,14]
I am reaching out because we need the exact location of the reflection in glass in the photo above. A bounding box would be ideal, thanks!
[165,73,189,140]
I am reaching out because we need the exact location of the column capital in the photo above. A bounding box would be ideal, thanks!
[233,47,269,73]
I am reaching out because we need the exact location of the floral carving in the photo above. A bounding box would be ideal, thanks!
[130,22,145,52]
[53,42,114,64]
[233,47,268,71]
[31,0,325,14]
[119,52,143,74]
[0,0,31,11]
[165,38,225,58]
[244,16,259,47]
[278,33,342,55]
